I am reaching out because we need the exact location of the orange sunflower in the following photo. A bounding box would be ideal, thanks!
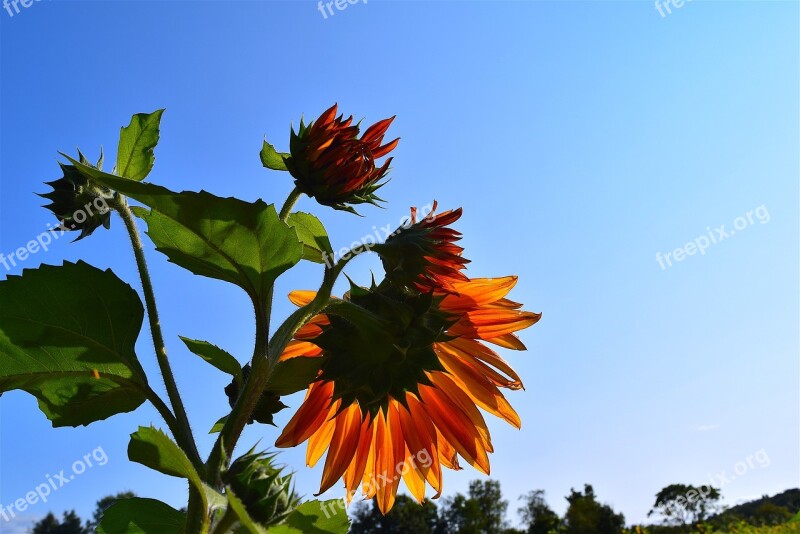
[284,103,399,213]
[275,210,540,515]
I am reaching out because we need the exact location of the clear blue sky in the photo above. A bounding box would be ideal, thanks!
[1,1,798,531]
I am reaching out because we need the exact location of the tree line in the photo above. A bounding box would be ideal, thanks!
[28,483,799,533]
[349,481,799,534]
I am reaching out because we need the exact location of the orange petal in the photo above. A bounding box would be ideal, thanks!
[419,384,490,475]
[318,404,365,494]
[294,317,329,340]
[449,309,541,340]
[427,372,493,453]
[401,443,427,503]
[306,412,337,467]
[444,338,524,386]
[402,396,444,496]
[361,429,378,499]
[437,350,521,428]
[288,290,318,307]
[440,277,519,312]
[435,427,461,471]
[280,340,323,361]
[487,333,529,351]
[372,414,393,512]
[344,415,375,504]
[276,381,335,447]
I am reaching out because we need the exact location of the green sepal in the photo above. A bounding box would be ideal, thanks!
[261,139,290,171]
[286,212,333,264]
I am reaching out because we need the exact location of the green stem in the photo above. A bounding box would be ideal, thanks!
[206,293,271,485]
[144,387,182,436]
[113,196,202,470]
[205,258,350,483]
[279,187,302,221]
[186,487,210,534]
[211,506,238,534]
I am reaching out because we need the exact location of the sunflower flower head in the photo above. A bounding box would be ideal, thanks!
[39,150,114,241]
[312,281,454,416]
[275,273,540,514]
[284,104,399,214]
[374,201,470,294]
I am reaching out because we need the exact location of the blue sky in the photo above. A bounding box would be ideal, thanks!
[1,0,798,531]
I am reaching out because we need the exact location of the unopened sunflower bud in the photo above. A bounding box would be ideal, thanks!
[374,202,469,294]
[222,449,300,526]
[284,104,398,214]
[39,151,114,241]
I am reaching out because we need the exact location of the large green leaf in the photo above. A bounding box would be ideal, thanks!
[128,426,225,517]
[286,212,333,264]
[268,500,350,534]
[260,139,289,172]
[64,158,304,301]
[116,110,164,181]
[0,261,148,427]
[180,337,242,382]
[97,498,186,534]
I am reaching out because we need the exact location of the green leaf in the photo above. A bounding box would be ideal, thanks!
[128,426,226,520]
[116,110,164,182]
[0,261,148,427]
[180,337,242,382]
[286,213,333,264]
[210,415,228,434]
[226,486,269,534]
[128,426,202,483]
[63,158,305,301]
[260,139,289,171]
[268,500,350,534]
[269,357,324,396]
[97,498,186,534]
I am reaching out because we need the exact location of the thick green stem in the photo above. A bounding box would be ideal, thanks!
[185,488,209,534]
[206,293,271,485]
[279,187,302,220]
[113,196,202,470]
[205,259,348,482]
[205,187,368,483]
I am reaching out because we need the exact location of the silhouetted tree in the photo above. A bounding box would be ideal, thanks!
[31,510,87,534]
[439,479,509,534]
[350,495,441,533]
[648,484,721,526]
[563,484,624,534]
[519,490,561,534]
